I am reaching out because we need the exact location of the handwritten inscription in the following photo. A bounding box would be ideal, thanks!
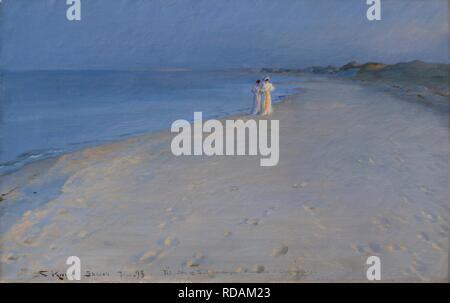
[35,269,145,281]
[34,266,311,281]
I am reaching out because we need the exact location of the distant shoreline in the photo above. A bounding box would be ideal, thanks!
[259,60,449,98]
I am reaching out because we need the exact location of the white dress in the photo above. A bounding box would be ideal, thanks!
[251,84,262,114]
[262,82,275,116]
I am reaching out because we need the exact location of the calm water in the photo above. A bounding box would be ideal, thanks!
[0,70,301,173]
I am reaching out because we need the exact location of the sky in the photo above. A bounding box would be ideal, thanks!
[0,0,448,70]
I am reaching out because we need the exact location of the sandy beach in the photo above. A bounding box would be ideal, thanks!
[0,74,448,282]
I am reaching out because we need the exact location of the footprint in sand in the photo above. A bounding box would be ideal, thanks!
[303,205,316,214]
[252,264,265,273]
[417,232,430,242]
[262,206,277,218]
[230,186,239,192]
[186,252,206,268]
[159,216,184,230]
[406,259,428,281]
[23,236,38,245]
[431,242,443,251]
[271,245,289,257]
[417,232,444,251]
[368,243,384,254]
[314,221,328,231]
[436,224,449,237]
[169,215,185,223]
[372,216,391,232]
[2,253,19,263]
[401,196,411,204]
[384,243,406,252]
[140,250,162,264]
[58,208,69,215]
[162,236,179,247]
[292,182,307,189]
[419,186,432,195]
[395,156,405,163]
[241,218,259,226]
[288,265,308,280]
[421,211,437,223]
[351,244,367,254]
[436,215,447,223]
[353,242,403,255]
[391,214,408,224]
[405,266,423,281]
[77,230,90,239]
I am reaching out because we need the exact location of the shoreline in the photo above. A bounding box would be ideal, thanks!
[0,87,299,231]
[1,74,448,282]
[0,87,297,178]
[2,66,447,178]
[0,70,297,177]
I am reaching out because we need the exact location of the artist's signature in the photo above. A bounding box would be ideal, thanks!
[34,269,145,281]
[34,267,312,281]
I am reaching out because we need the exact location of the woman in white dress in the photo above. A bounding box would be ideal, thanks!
[251,79,263,115]
[262,77,275,116]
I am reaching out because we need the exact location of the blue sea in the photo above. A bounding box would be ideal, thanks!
[0,70,301,174]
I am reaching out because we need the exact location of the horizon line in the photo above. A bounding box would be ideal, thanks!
[1,59,448,73]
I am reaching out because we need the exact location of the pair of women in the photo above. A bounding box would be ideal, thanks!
[251,77,275,116]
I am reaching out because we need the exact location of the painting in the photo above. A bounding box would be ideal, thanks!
[0,0,448,283]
